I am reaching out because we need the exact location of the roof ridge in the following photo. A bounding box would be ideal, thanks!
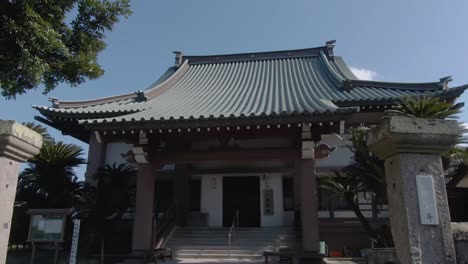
[145,60,190,100]
[184,44,335,65]
[40,56,191,109]
[50,92,138,109]
[341,76,452,92]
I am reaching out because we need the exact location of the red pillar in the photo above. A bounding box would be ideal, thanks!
[132,163,156,251]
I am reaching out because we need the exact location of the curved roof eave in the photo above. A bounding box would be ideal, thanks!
[79,108,358,130]
[33,60,190,116]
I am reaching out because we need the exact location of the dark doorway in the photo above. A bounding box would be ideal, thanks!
[223,176,260,227]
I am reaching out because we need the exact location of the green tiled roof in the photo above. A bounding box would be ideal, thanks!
[34,43,467,128]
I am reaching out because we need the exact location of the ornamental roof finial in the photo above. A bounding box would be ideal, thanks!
[325,40,336,60]
[174,51,183,67]
[48,97,59,108]
[134,90,148,102]
[439,76,452,90]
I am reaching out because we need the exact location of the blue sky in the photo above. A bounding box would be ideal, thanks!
[1,0,467,178]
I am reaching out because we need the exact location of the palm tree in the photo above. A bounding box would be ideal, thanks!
[22,122,53,142]
[93,163,137,219]
[386,95,462,119]
[321,96,466,248]
[320,127,390,247]
[386,95,466,144]
[11,123,86,246]
[17,141,86,208]
[75,163,137,254]
[444,147,468,184]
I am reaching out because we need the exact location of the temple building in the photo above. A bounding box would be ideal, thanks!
[34,41,467,260]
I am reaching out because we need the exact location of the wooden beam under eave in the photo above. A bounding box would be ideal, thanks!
[348,112,385,125]
[150,147,301,165]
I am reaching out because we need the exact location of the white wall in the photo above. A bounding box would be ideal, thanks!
[105,142,133,165]
[315,134,353,169]
[201,175,223,227]
[260,174,284,227]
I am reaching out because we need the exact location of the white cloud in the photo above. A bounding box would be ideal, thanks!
[349,67,378,81]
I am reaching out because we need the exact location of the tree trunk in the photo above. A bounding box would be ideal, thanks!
[345,195,385,247]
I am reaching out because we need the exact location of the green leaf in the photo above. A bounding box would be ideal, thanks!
[0,0,132,98]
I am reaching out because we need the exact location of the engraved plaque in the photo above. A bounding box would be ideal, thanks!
[416,174,439,225]
[264,189,274,215]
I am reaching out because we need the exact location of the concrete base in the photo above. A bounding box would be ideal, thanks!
[367,248,400,264]
[299,251,323,264]
[452,222,468,264]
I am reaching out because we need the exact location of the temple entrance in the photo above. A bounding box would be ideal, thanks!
[223,176,261,227]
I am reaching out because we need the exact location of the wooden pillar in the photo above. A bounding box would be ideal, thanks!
[299,159,320,252]
[174,164,190,226]
[84,132,106,187]
[294,162,301,208]
[132,163,156,251]
[300,124,321,257]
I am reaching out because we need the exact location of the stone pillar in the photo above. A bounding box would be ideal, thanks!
[173,164,190,226]
[132,163,156,251]
[299,124,321,263]
[0,121,42,264]
[84,132,106,187]
[367,117,458,264]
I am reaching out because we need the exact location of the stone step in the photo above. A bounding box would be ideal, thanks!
[168,242,295,247]
[172,234,297,238]
[175,253,265,260]
[166,227,298,261]
[167,245,279,250]
[168,238,296,243]
[173,230,297,234]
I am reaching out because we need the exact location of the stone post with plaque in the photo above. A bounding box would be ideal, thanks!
[0,121,42,264]
[367,116,458,264]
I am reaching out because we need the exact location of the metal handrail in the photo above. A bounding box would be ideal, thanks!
[228,210,239,258]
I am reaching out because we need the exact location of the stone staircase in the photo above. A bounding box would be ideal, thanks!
[165,227,299,261]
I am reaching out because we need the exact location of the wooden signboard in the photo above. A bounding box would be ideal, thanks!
[26,209,72,264]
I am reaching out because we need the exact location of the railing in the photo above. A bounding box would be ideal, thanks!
[227,210,239,258]
[152,205,176,249]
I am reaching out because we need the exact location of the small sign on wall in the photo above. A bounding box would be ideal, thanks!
[264,189,274,215]
[416,174,439,225]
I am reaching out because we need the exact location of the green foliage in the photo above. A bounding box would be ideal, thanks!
[387,95,467,144]
[93,162,137,219]
[320,127,391,247]
[0,0,131,98]
[347,127,387,203]
[11,125,86,245]
[17,141,86,208]
[74,163,136,254]
[386,95,462,119]
[444,147,468,184]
